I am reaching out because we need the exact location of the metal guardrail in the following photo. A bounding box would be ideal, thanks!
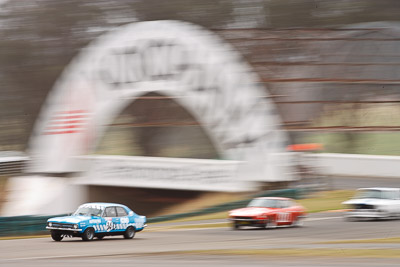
[0,188,304,237]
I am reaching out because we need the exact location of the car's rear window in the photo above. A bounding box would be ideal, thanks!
[116,206,128,217]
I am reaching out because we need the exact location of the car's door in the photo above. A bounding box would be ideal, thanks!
[275,200,292,225]
[391,190,400,215]
[389,189,400,215]
[103,206,120,232]
[116,206,130,231]
[286,200,302,223]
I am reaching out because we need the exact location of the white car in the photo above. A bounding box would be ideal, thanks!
[342,187,400,220]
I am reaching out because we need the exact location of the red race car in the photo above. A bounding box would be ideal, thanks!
[228,197,306,229]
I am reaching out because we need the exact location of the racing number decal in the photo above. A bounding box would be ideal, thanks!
[106,220,115,231]
[276,212,291,222]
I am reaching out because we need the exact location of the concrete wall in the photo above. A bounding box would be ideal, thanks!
[304,153,400,178]
[1,176,86,216]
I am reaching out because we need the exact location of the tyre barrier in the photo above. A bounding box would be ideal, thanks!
[0,188,304,236]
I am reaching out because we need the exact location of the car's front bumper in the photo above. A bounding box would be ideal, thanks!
[228,218,267,226]
[46,226,82,232]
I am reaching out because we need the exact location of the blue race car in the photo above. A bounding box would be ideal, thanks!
[46,203,146,241]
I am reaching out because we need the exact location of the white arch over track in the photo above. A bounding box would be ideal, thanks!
[3,21,295,216]
[29,20,290,184]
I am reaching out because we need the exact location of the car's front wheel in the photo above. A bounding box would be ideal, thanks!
[232,222,240,230]
[82,228,95,241]
[51,230,63,242]
[344,216,357,222]
[124,226,135,239]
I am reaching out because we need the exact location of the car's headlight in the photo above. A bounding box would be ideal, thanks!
[48,222,52,227]
[73,224,78,229]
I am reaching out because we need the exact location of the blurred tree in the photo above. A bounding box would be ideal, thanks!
[132,0,234,28]
[260,0,400,28]
[0,0,137,150]
[0,0,233,151]
[2,0,400,154]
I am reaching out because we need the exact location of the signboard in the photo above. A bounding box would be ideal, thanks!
[77,155,253,192]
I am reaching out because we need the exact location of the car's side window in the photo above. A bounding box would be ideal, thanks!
[116,207,128,217]
[383,191,396,200]
[104,207,117,217]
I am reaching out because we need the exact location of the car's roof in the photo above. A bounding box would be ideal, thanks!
[358,187,400,191]
[254,197,292,200]
[80,202,128,208]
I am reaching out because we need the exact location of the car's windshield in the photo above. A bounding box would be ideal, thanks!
[247,199,279,208]
[73,206,103,217]
[354,189,396,200]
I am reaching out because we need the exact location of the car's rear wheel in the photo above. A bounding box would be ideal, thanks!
[124,226,135,239]
[232,222,240,230]
[82,228,95,241]
[51,231,63,241]
[292,216,304,227]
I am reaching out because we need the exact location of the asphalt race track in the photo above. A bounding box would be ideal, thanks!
[1,212,400,267]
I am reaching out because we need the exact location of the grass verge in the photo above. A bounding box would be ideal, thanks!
[318,237,400,244]
[148,222,229,231]
[297,190,354,213]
